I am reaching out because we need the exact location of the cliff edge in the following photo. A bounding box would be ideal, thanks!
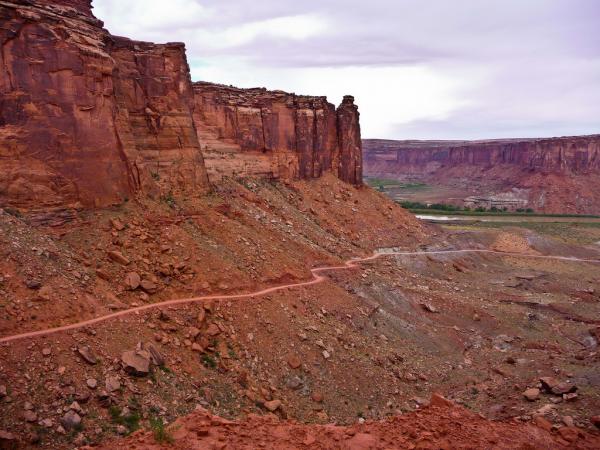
[0,0,362,211]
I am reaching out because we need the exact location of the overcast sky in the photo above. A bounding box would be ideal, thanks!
[94,0,600,140]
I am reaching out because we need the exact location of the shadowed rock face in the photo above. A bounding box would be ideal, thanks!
[192,83,362,185]
[0,0,362,211]
[363,136,600,214]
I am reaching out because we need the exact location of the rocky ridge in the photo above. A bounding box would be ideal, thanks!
[0,0,362,212]
[194,82,362,185]
[363,135,600,214]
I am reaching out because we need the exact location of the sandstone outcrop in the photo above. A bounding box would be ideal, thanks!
[363,136,600,214]
[193,82,362,184]
[0,0,210,209]
[0,0,362,211]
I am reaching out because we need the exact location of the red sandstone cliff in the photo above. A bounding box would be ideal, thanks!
[0,0,362,211]
[0,0,212,209]
[363,136,600,214]
[193,82,362,185]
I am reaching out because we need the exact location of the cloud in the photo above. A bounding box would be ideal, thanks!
[93,0,600,139]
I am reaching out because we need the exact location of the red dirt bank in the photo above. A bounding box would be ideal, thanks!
[90,397,600,450]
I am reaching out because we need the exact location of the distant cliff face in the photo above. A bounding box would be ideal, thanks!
[192,83,362,185]
[363,136,600,214]
[0,0,362,211]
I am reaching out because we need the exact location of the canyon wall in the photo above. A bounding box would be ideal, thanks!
[0,0,362,211]
[0,0,211,209]
[364,136,600,214]
[193,82,362,185]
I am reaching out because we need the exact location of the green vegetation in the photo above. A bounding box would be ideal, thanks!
[149,416,174,444]
[201,354,217,369]
[3,208,22,218]
[109,405,141,434]
[162,192,177,209]
[399,201,600,219]
[366,177,428,192]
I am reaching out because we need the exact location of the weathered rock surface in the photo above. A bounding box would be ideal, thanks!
[193,83,362,185]
[363,136,600,214]
[0,0,362,211]
[89,399,600,450]
[0,0,210,209]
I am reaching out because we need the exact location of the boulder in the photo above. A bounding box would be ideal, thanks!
[61,410,82,431]
[105,376,121,393]
[121,351,151,376]
[77,346,98,365]
[125,272,141,290]
[264,400,282,412]
[430,393,454,408]
[140,280,158,294]
[108,251,130,266]
[523,388,540,401]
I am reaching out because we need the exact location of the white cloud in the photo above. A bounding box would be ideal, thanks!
[193,61,474,138]
[93,0,600,140]
[94,0,213,36]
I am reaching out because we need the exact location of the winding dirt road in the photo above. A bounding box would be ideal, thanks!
[1,249,599,345]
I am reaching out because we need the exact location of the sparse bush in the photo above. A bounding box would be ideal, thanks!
[149,416,174,444]
[4,208,22,218]
[162,192,176,209]
[201,354,217,368]
[109,405,141,434]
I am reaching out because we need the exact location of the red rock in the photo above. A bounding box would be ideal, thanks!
[110,218,126,231]
[125,272,141,290]
[108,251,130,266]
[105,376,121,393]
[592,416,600,429]
[0,1,362,211]
[77,346,98,365]
[193,83,362,185]
[0,0,211,209]
[23,410,37,423]
[61,410,82,431]
[540,377,577,395]
[287,355,302,369]
[121,351,151,376]
[563,392,578,402]
[140,280,158,294]
[534,416,553,432]
[197,309,206,325]
[192,343,203,352]
[523,388,540,401]
[96,269,112,281]
[345,433,379,450]
[311,392,324,403]
[264,400,282,412]
[557,427,580,443]
[0,430,17,444]
[429,393,454,408]
[206,324,221,336]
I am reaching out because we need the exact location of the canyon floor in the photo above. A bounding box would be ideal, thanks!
[1,177,600,449]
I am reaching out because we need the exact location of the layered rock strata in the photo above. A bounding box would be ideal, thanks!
[193,82,362,185]
[363,136,600,214]
[0,0,362,210]
[0,0,210,209]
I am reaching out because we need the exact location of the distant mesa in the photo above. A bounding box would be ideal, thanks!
[363,135,600,215]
